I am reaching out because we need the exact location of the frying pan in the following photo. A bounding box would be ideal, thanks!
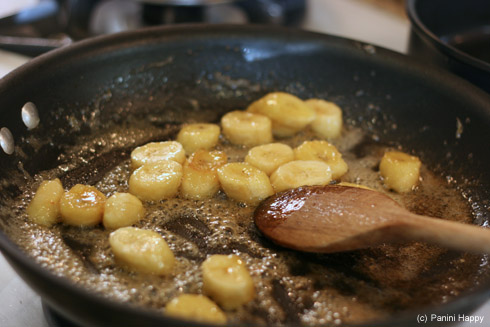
[0,25,490,327]
[406,0,490,93]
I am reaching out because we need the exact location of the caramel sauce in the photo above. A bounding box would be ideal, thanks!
[3,117,489,326]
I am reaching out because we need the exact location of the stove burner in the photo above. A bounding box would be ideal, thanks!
[0,0,306,56]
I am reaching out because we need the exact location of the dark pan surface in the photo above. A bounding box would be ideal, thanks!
[0,25,490,326]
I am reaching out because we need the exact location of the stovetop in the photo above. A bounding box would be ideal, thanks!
[0,1,488,326]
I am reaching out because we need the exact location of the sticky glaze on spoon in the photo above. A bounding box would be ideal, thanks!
[255,185,490,253]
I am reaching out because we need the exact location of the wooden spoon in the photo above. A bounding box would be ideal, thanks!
[254,185,490,253]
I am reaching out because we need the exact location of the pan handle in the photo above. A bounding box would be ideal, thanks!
[0,0,75,56]
[0,35,72,57]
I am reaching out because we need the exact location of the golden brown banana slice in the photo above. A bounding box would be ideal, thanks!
[201,254,255,310]
[129,160,183,201]
[245,143,294,176]
[247,92,315,137]
[270,160,333,193]
[176,123,221,154]
[109,226,174,275]
[26,178,64,226]
[165,294,227,324]
[130,141,185,169]
[379,151,421,193]
[305,99,343,139]
[294,140,348,180]
[60,184,106,226]
[103,192,145,229]
[221,110,273,146]
[217,162,274,205]
[180,150,227,200]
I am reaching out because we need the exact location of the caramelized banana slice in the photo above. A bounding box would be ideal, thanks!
[103,192,145,229]
[26,178,64,226]
[202,254,255,310]
[247,92,315,137]
[165,294,227,324]
[129,160,183,201]
[217,162,274,205]
[294,140,348,180]
[270,160,332,193]
[131,141,185,169]
[177,123,221,154]
[245,143,294,176]
[380,151,421,193]
[221,111,273,146]
[109,227,174,275]
[180,150,227,200]
[60,184,106,226]
[305,99,343,139]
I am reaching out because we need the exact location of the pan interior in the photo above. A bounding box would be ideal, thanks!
[0,28,489,326]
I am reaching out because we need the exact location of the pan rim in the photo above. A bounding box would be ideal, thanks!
[406,0,490,74]
[1,23,490,103]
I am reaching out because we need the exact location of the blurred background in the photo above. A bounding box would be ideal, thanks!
[0,0,409,77]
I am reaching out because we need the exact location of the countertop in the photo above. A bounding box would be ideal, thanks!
[0,0,488,326]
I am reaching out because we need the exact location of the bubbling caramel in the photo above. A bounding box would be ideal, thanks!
[4,117,489,326]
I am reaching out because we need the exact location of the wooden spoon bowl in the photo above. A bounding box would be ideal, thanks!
[254,185,490,253]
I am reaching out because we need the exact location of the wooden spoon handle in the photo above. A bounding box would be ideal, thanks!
[402,214,490,253]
